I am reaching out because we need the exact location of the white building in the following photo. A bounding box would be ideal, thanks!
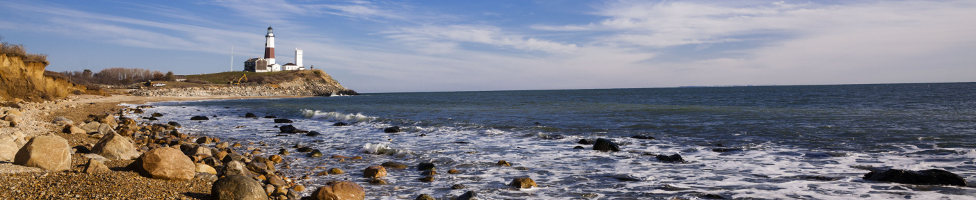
[245,27,308,72]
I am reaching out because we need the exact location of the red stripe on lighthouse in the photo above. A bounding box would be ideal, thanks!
[264,47,275,59]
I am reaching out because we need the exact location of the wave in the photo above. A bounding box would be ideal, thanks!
[301,109,376,122]
[362,143,410,155]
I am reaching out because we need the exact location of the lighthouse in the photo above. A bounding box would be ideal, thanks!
[264,26,276,65]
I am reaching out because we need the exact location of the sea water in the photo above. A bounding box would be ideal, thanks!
[131,82,976,199]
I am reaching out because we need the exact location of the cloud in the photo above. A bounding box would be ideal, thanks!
[385,25,579,54]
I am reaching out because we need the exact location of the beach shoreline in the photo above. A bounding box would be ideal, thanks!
[0,94,319,199]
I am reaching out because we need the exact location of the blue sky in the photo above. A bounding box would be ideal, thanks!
[1,0,974,93]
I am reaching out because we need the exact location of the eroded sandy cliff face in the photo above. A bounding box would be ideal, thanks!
[0,55,85,102]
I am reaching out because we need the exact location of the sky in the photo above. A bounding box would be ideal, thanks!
[1,0,974,93]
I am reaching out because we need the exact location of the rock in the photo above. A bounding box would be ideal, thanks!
[196,137,213,144]
[363,165,387,178]
[191,116,209,120]
[655,154,685,163]
[92,133,141,160]
[308,149,323,158]
[14,135,71,171]
[211,175,270,200]
[62,124,86,134]
[417,162,436,171]
[333,122,348,126]
[306,131,321,137]
[496,160,511,167]
[273,118,293,123]
[451,184,465,189]
[368,178,387,185]
[419,176,435,182]
[863,169,967,186]
[712,148,741,153]
[577,139,594,145]
[216,142,230,149]
[381,161,408,170]
[264,115,277,118]
[328,168,344,174]
[245,113,257,118]
[448,169,460,174]
[247,161,274,175]
[168,121,182,127]
[573,146,584,149]
[96,124,116,135]
[421,169,437,176]
[457,191,477,200]
[52,116,72,126]
[631,134,655,140]
[269,155,283,164]
[593,138,620,152]
[415,194,435,200]
[510,177,537,189]
[297,146,315,153]
[293,185,306,192]
[280,125,306,133]
[83,158,111,174]
[268,175,286,186]
[0,132,27,162]
[80,121,101,133]
[312,181,365,200]
[152,113,164,117]
[196,163,217,174]
[138,147,196,180]
[383,126,401,133]
[224,161,249,176]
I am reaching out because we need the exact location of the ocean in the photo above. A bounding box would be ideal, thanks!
[132,82,976,199]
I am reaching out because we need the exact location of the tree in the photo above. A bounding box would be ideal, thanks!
[164,71,175,81]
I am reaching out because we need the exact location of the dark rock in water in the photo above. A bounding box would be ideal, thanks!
[457,191,477,200]
[655,154,685,163]
[147,117,158,121]
[712,148,741,153]
[273,119,293,123]
[279,125,307,133]
[631,135,655,140]
[211,175,268,200]
[451,184,466,189]
[415,194,435,200]
[333,122,349,126]
[190,116,209,120]
[151,113,164,117]
[593,138,620,152]
[573,146,584,149]
[791,175,842,181]
[244,113,257,118]
[863,169,967,186]
[417,162,436,171]
[307,150,323,158]
[697,193,727,199]
[296,147,314,153]
[305,131,321,137]
[577,139,594,145]
[167,121,181,128]
[381,162,408,170]
[383,126,401,133]
[263,116,276,118]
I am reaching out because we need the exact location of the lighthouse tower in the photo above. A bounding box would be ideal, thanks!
[264,26,276,66]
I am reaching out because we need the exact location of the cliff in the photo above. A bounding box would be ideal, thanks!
[130,70,355,97]
[0,54,86,102]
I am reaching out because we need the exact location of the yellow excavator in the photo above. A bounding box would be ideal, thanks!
[230,73,247,85]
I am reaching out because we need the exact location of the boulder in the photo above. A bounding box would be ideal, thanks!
[457,191,477,200]
[363,165,387,178]
[269,155,283,164]
[655,154,685,163]
[62,124,86,134]
[167,121,181,127]
[333,122,349,126]
[211,175,270,200]
[417,162,436,171]
[381,161,408,170]
[273,118,293,123]
[0,132,27,162]
[138,147,195,180]
[415,194,435,200]
[280,125,307,133]
[246,161,274,175]
[448,169,460,174]
[510,177,537,189]
[244,113,257,118]
[191,116,209,120]
[52,116,73,126]
[383,126,401,133]
[306,131,322,137]
[307,149,323,158]
[83,158,111,174]
[577,139,594,145]
[14,135,71,171]
[593,138,620,152]
[92,133,141,160]
[268,175,286,186]
[863,169,967,186]
[196,163,217,175]
[328,168,344,174]
[496,160,511,167]
[631,135,655,140]
[223,161,249,176]
[312,181,365,200]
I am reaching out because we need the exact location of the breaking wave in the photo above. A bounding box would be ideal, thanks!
[301,109,376,122]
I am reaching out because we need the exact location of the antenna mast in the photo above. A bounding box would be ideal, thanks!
[230,46,234,72]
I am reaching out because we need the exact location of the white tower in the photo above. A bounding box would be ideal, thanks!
[295,48,303,67]
[264,26,276,65]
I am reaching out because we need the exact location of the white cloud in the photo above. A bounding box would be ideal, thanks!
[385,25,579,54]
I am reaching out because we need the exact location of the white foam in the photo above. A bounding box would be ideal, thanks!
[301,109,375,122]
